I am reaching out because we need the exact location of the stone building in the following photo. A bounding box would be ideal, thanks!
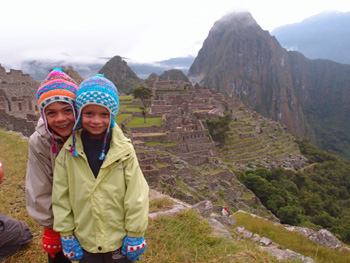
[0,64,40,136]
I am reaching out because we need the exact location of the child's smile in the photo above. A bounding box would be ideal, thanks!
[81,105,111,139]
[44,102,75,140]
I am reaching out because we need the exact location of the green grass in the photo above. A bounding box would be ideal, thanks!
[118,104,128,110]
[149,197,175,213]
[145,209,284,263]
[223,142,263,153]
[119,95,133,100]
[125,117,162,127]
[204,169,225,175]
[232,212,350,263]
[241,130,257,134]
[0,128,47,262]
[238,192,256,200]
[224,147,266,158]
[146,141,177,147]
[116,113,132,124]
[156,162,167,168]
[125,107,151,112]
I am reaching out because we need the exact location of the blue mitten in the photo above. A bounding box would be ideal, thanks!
[122,236,147,261]
[60,235,83,261]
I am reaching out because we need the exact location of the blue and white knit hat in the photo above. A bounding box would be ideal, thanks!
[70,74,119,160]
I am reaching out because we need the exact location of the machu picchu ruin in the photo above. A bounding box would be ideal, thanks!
[117,78,308,172]
[0,65,309,218]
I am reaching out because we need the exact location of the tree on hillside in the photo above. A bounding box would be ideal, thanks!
[132,85,153,123]
[206,113,232,145]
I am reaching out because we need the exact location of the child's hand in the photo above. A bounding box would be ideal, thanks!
[122,235,147,261]
[42,228,62,258]
[60,235,83,261]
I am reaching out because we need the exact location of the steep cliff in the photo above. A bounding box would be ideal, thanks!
[188,12,308,137]
[188,12,350,158]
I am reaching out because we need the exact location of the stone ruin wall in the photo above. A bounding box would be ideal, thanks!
[169,129,211,144]
[0,66,35,83]
[0,109,37,137]
[151,103,177,114]
[153,79,191,90]
[0,64,40,136]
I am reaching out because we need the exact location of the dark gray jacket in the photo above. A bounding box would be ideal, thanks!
[0,213,33,260]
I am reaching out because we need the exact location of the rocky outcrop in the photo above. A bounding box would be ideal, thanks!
[62,66,84,84]
[99,56,142,94]
[308,229,342,249]
[260,247,315,263]
[285,226,342,250]
[159,69,189,82]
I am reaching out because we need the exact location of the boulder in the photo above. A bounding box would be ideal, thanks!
[191,200,213,218]
[260,247,315,263]
[308,229,342,249]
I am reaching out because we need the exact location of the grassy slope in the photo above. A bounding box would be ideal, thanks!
[233,212,350,263]
[0,128,283,263]
[0,129,46,263]
[1,128,349,262]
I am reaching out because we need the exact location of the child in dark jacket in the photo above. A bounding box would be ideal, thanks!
[0,159,33,261]
[52,74,149,263]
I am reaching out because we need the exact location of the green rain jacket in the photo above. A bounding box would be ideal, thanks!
[52,125,149,253]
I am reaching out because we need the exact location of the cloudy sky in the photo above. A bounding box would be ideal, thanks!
[1,0,349,70]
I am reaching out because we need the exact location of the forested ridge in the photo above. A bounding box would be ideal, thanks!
[239,137,350,243]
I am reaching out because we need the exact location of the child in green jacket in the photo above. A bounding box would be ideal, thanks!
[52,74,149,262]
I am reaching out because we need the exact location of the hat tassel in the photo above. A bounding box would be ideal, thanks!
[68,131,79,157]
[99,152,106,161]
[51,134,57,154]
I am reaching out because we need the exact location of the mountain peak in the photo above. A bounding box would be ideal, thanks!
[99,55,142,94]
[211,12,259,32]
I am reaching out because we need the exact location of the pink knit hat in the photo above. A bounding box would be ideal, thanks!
[36,68,78,153]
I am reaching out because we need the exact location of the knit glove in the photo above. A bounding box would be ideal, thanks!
[122,236,147,261]
[42,228,62,258]
[60,235,83,261]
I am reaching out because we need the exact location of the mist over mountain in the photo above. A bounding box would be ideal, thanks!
[271,11,350,64]
[19,59,107,81]
[126,56,194,79]
[18,56,194,82]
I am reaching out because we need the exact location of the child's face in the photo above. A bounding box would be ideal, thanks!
[44,102,75,140]
[81,105,110,139]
